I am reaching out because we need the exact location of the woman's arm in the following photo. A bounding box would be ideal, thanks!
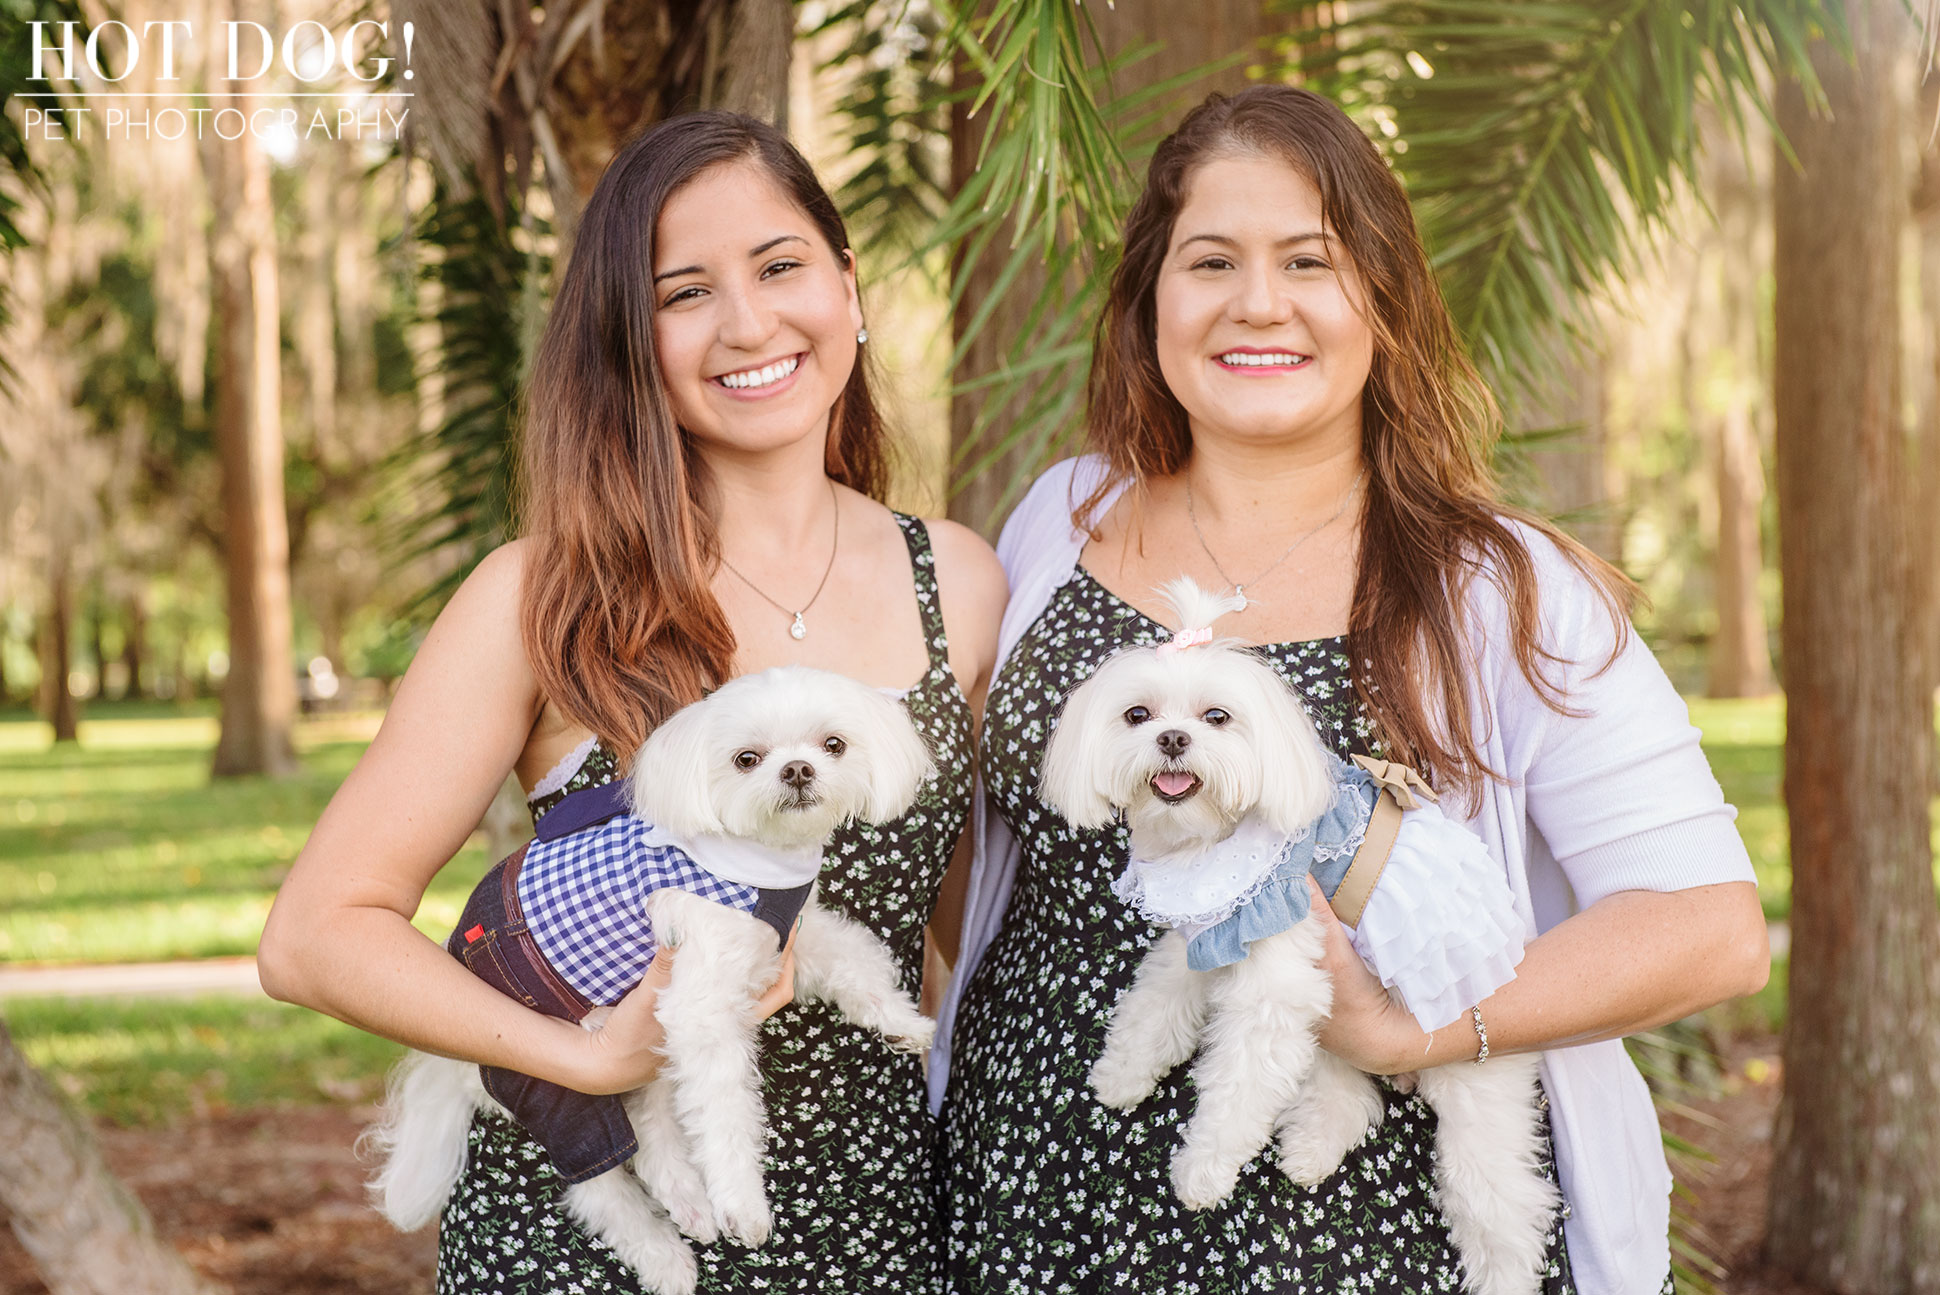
[1311,877,1769,1074]
[259,542,710,1095]
[1318,534,1769,1073]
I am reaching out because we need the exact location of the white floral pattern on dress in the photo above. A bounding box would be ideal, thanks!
[939,565,1575,1295]
[438,515,970,1295]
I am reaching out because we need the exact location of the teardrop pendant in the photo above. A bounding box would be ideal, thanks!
[789,613,807,640]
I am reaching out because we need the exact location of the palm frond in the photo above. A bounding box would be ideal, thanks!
[0,0,87,388]
[386,183,548,614]
[923,2,1238,530]
[811,0,953,273]
[1270,0,1839,399]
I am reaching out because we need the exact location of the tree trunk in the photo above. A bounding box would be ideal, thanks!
[947,2,1284,538]
[121,592,146,702]
[1705,114,1774,698]
[37,552,79,743]
[0,1022,217,1295]
[207,77,298,779]
[1764,1,1940,1289]
[1915,67,1940,771]
[85,594,106,701]
[710,0,792,126]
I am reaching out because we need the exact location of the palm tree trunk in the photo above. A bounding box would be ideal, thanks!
[712,0,792,125]
[0,1022,216,1295]
[1764,1,1940,1287]
[207,56,298,779]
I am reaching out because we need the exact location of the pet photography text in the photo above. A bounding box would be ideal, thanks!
[16,17,414,145]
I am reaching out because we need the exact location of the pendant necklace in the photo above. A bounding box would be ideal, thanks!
[718,479,840,640]
[1185,468,1366,608]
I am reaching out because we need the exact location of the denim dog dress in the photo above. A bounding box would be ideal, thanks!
[447,780,813,1183]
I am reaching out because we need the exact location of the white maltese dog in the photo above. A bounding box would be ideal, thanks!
[368,665,935,1295]
[1039,579,1560,1295]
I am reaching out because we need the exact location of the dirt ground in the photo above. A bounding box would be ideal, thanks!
[0,1105,435,1295]
[0,1029,1828,1295]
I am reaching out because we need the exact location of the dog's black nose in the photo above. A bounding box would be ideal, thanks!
[780,759,816,788]
[1156,729,1191,758]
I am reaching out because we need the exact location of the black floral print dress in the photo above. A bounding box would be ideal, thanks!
[939,566,1576,1294]
[437,514,971,1294]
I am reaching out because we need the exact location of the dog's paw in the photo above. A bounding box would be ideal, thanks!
[655,1185,718,1246]
[598,1219,697,1295]
[885,1016,936,1054]
[1090,1056,1158,1110]
[1275,1128,1349,1187]
[716,1195,773,1249]
[1169,1145,1241,1211]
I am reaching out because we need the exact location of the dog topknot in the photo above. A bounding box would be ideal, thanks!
[1155,577,1247,637]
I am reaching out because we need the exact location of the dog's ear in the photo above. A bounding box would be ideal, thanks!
[848,685,934,823]
[1238,654,1336,836]
[1037,672,1118,829]
[629,695,725,836]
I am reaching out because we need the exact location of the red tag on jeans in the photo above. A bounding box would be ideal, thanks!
[464,924,485,944]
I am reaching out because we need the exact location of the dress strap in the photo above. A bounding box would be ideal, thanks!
[893,513,950,670]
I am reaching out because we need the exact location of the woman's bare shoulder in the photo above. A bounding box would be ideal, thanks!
[923,518,1008,617]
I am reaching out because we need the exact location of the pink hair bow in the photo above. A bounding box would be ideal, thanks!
[1155,626,1214,657]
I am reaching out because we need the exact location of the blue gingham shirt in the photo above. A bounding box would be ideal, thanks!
[516,814,759,1005]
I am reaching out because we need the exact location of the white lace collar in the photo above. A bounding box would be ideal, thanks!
[1112,813,1294,939]
[639,824,823,890]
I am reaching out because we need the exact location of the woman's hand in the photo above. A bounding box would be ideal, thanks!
[1307,877,1429,1075]
[576,923,801,1095]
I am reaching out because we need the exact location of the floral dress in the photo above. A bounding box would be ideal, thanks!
[437,514,971,1294]
[939,566,1576,1294]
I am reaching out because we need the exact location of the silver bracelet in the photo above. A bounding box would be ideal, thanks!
[1470,1004,1490,1064]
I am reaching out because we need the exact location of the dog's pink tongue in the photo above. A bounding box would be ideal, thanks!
[1153,771,1196,797]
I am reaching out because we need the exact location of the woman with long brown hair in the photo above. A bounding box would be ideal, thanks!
[933,86,1766,1295]
[260,112,1005,1292]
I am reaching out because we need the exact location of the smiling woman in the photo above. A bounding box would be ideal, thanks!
[257,111,1006,1295]
[934,85,1767,1295]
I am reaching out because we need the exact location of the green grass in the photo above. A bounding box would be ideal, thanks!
[1684,697,1792,920]
[0,706,493,964]
[2,995,404,1125]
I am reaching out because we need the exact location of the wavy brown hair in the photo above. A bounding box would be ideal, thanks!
[518,112,890,758]
[1081,85,1633,800]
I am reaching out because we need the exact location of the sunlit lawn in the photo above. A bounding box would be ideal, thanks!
[0,702,493,964]
[8,694,1934,964]
[2,994,403,1126]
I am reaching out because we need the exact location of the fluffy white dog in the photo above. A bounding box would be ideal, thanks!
[1039,580,1559,1295]
[368,666,936,1295]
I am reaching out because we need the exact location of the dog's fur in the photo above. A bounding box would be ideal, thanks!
[1039,580,1559,1295]
[367,666,936,1294]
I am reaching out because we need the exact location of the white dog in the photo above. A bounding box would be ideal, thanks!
[368,666,936,1295]
[1039,580,1559,1295]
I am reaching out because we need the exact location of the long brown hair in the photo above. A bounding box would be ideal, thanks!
[518,112,890,757]
[1082,85,1633,799]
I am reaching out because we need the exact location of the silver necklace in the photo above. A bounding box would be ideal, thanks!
[717,479,840,640]
[1184,468,1366,608]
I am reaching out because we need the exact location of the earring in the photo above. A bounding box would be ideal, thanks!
[856,327,870,345]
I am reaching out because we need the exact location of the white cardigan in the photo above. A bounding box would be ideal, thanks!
[929,456,1757,1295]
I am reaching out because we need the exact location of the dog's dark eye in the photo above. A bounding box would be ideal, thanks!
[1202,708,1231,727]
[1124,706,1151,726]
[823,735,847,756]
[733,750,762,770]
